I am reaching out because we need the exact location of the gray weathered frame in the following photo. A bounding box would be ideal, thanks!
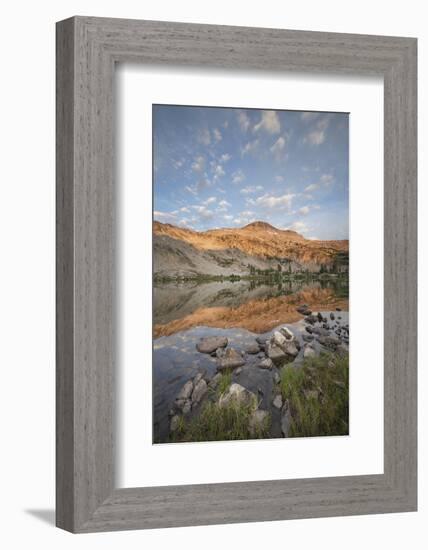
[56,16,417,533]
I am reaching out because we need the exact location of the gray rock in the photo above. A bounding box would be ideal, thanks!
[217,348,246,370]
[281,401,292,437]
[266,342,287,362]
[273,331,287,348]
[176,380,194,401]
[245,341,260,354]
[302,333,314,342]
[215,347,226,358]
[182,400,192,415]
[259,357,274,370]
[191,379,208,404]
[218,383,257,409]
[305,314,317,325]
[249,409,270,437]
[318,335,341,349]
[330,312,335,320]
[273,371,281,384]
[170,415,180,433]
[208,372,222,388]
[273,394,283,409]
[303,344,316,359]
[279,326,295,341]
[305,325,313,334]
[234,367,243,376]
[196,336,228,354]
[312,327,330,337]
[193,372,204,385]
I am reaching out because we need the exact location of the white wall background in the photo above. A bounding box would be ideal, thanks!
[0,1,424,548]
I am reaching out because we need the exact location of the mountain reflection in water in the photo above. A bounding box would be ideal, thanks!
[154,279,349,337]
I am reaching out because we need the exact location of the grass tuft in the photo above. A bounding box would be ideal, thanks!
[280,352,348,437]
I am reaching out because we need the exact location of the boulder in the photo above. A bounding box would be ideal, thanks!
[196,336,228,354]
[305,314,317,325]
[258,357,274,370]
[218,383,257,409]
[245,341,260,354]
[279,326,295,341]
[273,331,287,348]
[318,335,341,349]
[266,342,287,362]
[208,372,222,389]
[217,348,246,370]
[248,410,270,437]
[312,327,330,337]
[273,371,281,384]
[182,400,192,415]
[302,333,314,343]
[176,380,194,401]
[330,312,335,320]
[235,367,243,375]
[191,379,208,405]
[193,372,204,385]
[303,344,316,359]
[273,394,283,409]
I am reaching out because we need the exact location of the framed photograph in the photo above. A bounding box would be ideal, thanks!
[56,17,417,532]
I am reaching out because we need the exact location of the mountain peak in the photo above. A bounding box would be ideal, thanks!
[242,221,277,231]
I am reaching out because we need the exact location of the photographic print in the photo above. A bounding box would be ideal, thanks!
[153,105,349,444]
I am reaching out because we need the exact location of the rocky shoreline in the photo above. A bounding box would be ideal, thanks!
[168,305,349,442]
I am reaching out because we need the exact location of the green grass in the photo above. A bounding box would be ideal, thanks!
[216,370,232,396]
[171,372,270,442]
[280,352,349,438]
[171,400,270,442]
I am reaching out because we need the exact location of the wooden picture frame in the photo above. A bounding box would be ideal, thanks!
[56,16,417,533]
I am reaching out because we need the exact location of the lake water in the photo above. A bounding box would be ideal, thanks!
[152,278,349,443]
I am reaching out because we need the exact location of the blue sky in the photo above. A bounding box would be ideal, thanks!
[153,105,348,240]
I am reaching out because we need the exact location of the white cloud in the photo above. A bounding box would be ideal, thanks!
[305,130,325,145]
[232,169,245,184]
[197,128,211,146]
[301,112,320,122]
[254,193,295,210]
[320,173,335,186]
[237,111,250,132]
[191,155,205,173]
[241,139,259,156]
[304,116,330,146]
[253,110,281,134]
[191,205,214,219]
[286,220,308,234]
[299,206,310,215]
[304,183,320,193]
[240,185,263,194]
[213,128,222,142]
[274,175,284,183]
[203,196,216,205]
[218,199,231,209]
[185,185,197,196]
[172,158,184,169]
[154,211,177,221]
[212,164,225,181]
[220,153,231,163]
[223,214,233,221]
[270,135,287,159]
[180,206,190,213]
